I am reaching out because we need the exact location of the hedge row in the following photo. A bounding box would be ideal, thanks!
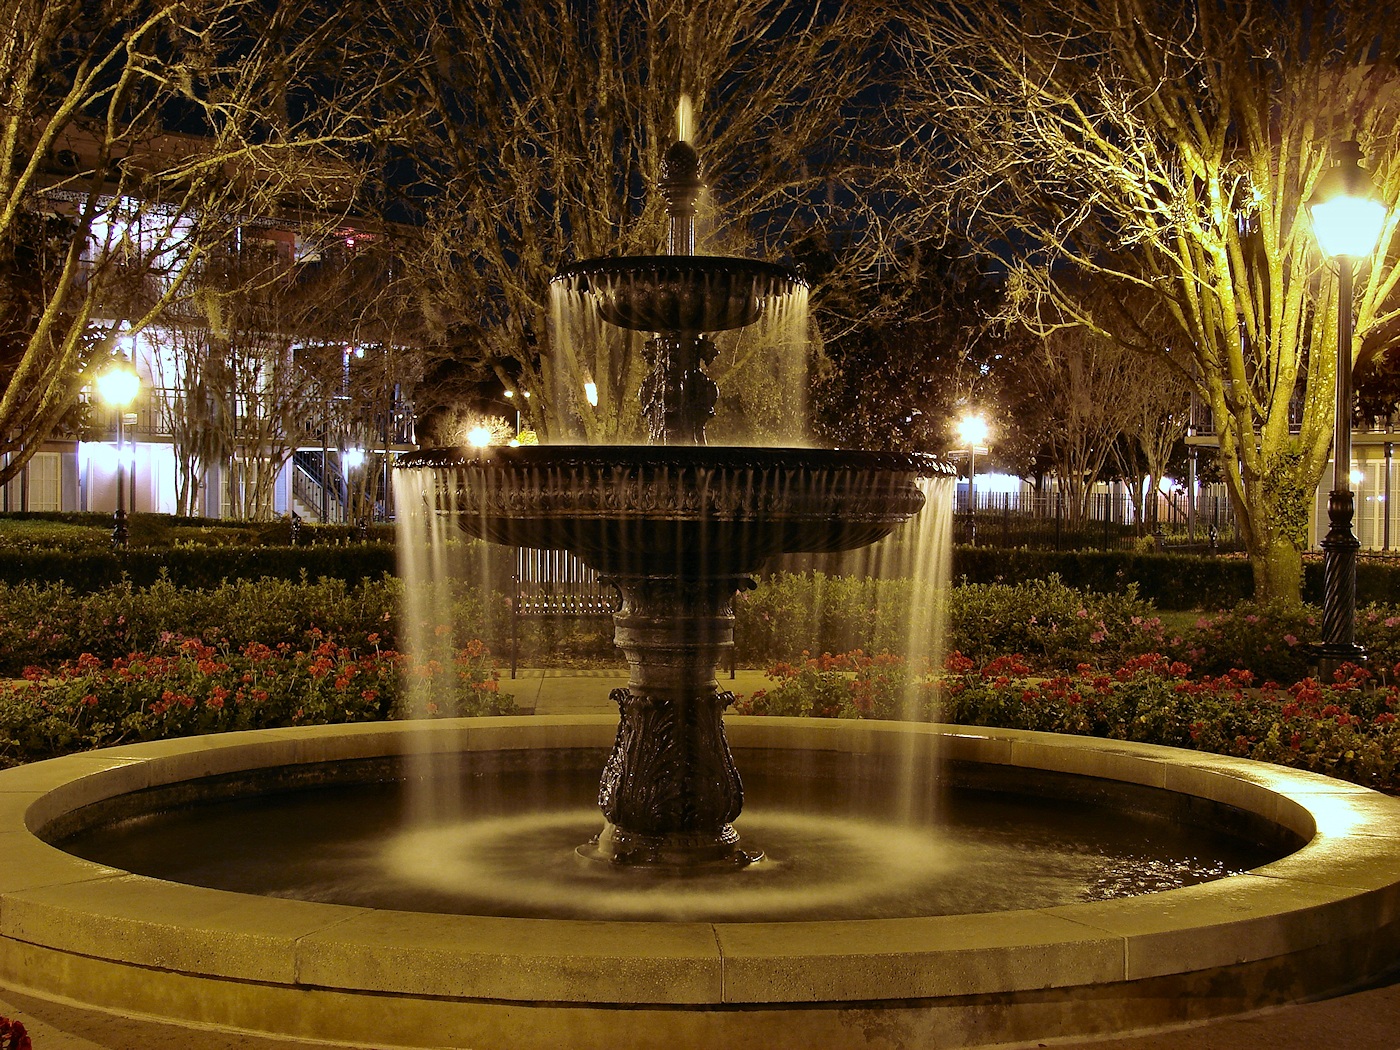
[948,548,1251,609]
[4,540,1399,610]
[951,548,1400,610]
[0,544,398,590]
[0,511,396,549]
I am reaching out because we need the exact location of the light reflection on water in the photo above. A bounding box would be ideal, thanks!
[58,766,1283,922]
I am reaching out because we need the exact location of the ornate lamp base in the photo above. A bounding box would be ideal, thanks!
[1314,488,1366,683]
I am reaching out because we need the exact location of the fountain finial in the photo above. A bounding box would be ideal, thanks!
[661,140,700,184]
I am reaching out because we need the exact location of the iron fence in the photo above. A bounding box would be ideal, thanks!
[954,490,1241,552]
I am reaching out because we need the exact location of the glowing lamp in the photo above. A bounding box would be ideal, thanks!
[1310,141,1387,258]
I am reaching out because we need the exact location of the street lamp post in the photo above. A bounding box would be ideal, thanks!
[1309,139,1388,680]
[503,388,532,436]
[96,362,141,550]
[957,412,990,547]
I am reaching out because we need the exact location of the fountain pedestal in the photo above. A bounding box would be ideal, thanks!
[583,573,758,867]
[399,444,944,869]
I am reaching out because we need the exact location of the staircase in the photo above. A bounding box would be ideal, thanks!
[292,451,347,523]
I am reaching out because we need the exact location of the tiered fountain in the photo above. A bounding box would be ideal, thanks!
[3,126,1399,1050]
[400,133,946,869]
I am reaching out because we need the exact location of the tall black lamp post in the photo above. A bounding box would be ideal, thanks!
[96,361,141,550]
[1309,140,1388,679]
[957,412,989,547]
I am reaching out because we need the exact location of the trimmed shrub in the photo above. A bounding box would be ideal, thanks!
[738,650,1400,792]
[948,575,1162,670]
[951,547,1256,609]
[0,543,397,590]
[0,634,514,767]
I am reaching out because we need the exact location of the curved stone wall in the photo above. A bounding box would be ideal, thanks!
[1,715,1397,1049]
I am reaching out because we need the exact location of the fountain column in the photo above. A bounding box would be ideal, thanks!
[585,572,758,867]
[639,140,719,446]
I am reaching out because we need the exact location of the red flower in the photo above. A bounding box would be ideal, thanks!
[943,651,975,674]
[0,1016,31,1050]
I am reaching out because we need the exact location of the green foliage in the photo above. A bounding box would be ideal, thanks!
[948,575,1162,669]
[734,651,924,720]
[1165,601,1318,684]
[0,544,397,591]
[7,567,1400,689]
[0,574,403,675]
[1260,449,1312,549]
[951,547,1256,609]
[1306,558,1400,608]
[734,573,914,665]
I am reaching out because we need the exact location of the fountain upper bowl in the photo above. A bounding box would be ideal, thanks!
[553,256,806,333]
[396,444,950,575]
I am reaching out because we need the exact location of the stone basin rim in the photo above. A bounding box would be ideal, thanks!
[1,716,1398,1048]
[395,443,956,475]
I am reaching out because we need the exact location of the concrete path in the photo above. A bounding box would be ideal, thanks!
[3,669,1397,1049]
[2,976,1397,1050]
[506,666,772,715]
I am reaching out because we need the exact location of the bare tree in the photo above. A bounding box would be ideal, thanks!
[1026,326,1142,521]
[0,0,399,484]
[152,312,228,516]
[154,230,420,520]
[893,0,1400,602]
[379,0,885,441]
[1111,355,1194,533]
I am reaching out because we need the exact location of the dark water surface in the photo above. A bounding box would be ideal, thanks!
[58,759,1289,922]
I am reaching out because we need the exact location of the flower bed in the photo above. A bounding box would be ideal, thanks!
[733,650,1400,792]
[0,633,514,767]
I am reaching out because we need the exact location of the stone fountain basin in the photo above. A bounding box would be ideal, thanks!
[398,445,949,574]
[3,717,1400,1049]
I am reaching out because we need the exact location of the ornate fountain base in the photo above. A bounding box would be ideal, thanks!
[397,443,948,870]
[581,573,761,869]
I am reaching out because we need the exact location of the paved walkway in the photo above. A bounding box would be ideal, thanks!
[3,669,1398,1049]
[3,975,1397,1050]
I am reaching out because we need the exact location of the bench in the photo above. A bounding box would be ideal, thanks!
[509,547,737,681]
[510,547,620,678]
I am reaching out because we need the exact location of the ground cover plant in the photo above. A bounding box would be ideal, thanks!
[733,651,1400,792]
[6,570,1400,787]
[0,633,514,768]
[9,570,1400,682]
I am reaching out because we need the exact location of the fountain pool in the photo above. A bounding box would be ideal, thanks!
[3,716,1400,1048]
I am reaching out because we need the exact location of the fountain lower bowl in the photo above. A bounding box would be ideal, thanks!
[7,717,1400,1049]
[397,444,950,573]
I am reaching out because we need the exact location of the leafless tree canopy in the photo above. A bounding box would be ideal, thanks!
[379,0,888,440]
[893,0,1400,600]
[0,0,400,486]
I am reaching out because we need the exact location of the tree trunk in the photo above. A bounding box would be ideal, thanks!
[1249,536,1304,605]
